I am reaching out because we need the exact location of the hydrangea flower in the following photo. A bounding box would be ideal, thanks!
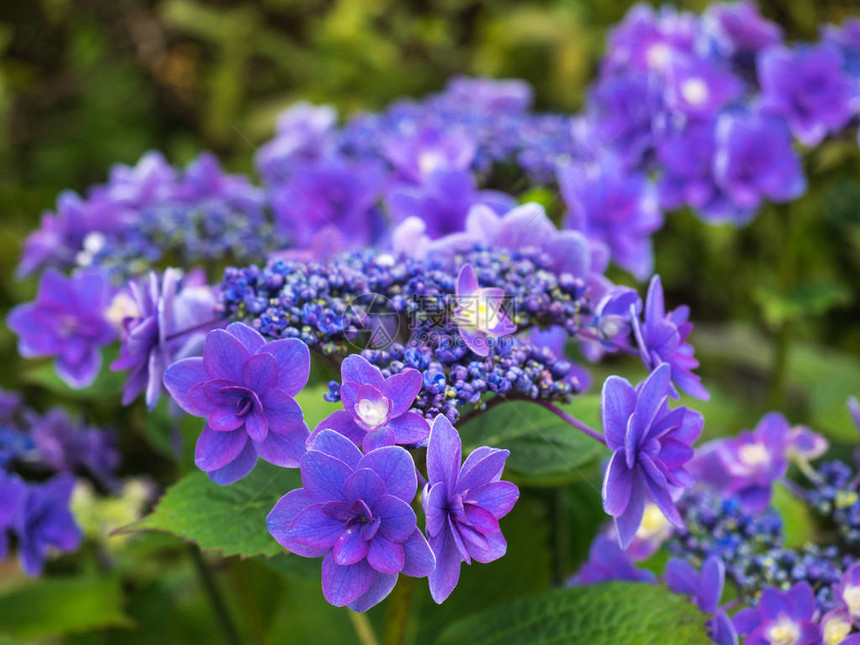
[558,155,662,280]
[601,364,703,548]
[7,269,116,388]
[632,275,709,400]
[178,152,265,215]
[732,582,821,645]
[267,429,435,611]
[758,44,855,146]
[163,322,311,484]
[383,127,476,183]
[12,474,82,576]
[704,1,782,56]
[567,535,654,586]
[821,609,857,645]
[454,263,517,357]
[786,425,829,461]
[310,355,430,451]
[836,563,860,620]
[111,269,217,409]
[440,76,533,113]
[422,414,519,603]
[665,556,737,645]
[713,110,806,211]
[256,102,338,182]
[664,57,742,118]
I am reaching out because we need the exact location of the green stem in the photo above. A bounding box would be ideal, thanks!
[381,576,415,645]
[348,610,380,645]
[767,320,792,409]
[189,546,242,645]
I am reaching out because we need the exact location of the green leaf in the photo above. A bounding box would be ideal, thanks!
[0,576,131,639]
[131,461,298,558]
[755,279,852,327]
[459,396,607,486]
[437,582,711,645]
[772,484,814,548]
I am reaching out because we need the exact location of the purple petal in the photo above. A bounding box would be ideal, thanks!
[427,415,461,491]
[195,427,248,472]
[333,526,370,565]
[207,441,258,485]
[602,452,634,517]
[312,411,366,448]
[287,504,344,549]
[363,426,396,452]
[162,359,209,414]
[358,446,417,503]
[267,489,329,557]
[226,322,266,353]
[242,353,278,392]
[457,263,479,297]
[203,329,251,381]
[464,505,499,534]
[343,469,386,506]
[698,556,725,613]
[381,369,422,417]
[457,448,509,492]
[300,451,353,503]
[759,587,794,621]
[428,527,462,604]
[469,529,507,564]
[307,429,363,468]
[614,470,646,549]
[424,482,448,538]
[260,390,305,433]
[346,572,398,613]
[341,355,384,388]
[467,481,519,519]
[367,537,405,574]
[321,553,376,607]
[253,422,308,468]
[401,529,435,578]
[244,410,268,442]
[260,338,311,396]
[665,558,697,596]
[208,406,245,433]
[374,494,417,543]
[601,376,637,451]
[57,350,101,388]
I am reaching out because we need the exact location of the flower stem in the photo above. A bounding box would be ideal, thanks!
[189,546,242,645]
[381,575,415,645]
[779,477,807,502]
[348,610,380,645]
[164,317,225,342]
[538,401,606,445]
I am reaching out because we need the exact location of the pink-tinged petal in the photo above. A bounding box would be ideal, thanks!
[428,527,463,604]
[241,353,278,392]
[467,481,519,519]
[244,410,268,442]
[195,427,248,472]
[333,526,370,565]
[286,504,344,549]
[321,553,376,607]
[374,495,417,543]
[260,338,311,395]
[347,572,398,612]
[312,411,365,448]
[253,422,308,468]
[447,517,471,563]
[207,441,258,485]
[457,449,509,492]
[423,483,449,538]
[381,370,422,417]
[427,415,461,491]
[602,452,634,517]
[469,529,506,564]
[343,469,386,505]
[385,412,430,446]
[614,471,646,549]
[458,522,490,552]
[457,263,479,297]
[464,505,499,534]
[208,407,245,433]
[267,489,328,557]
[163,358,210,414]
[307,429,363,469]
[358,447,417,503]
[203,329,251,381]
[363,426,396,452]
[367,537,405,574]
[301,451,353,502]
[601,376,636,451]
[260,390,305,433]
[225,322,265,352]
[341,355,384,388]
[401,529,435,578]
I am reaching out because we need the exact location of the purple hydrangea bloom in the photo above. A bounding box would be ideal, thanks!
[665,556,725,614]
[310,355,430,452]
[703,1,783,56]
[632,275,709,400]
[713,110,806,211]
[440,76,533,113]
[383,127,476,183]
[12,473,82,576]
[454,263,517,358]
[759,44,856,146]
[558,156,662,280]
[715,412,790,513]
[28,408,120,489]
[270,156,386,250]
[163,322,311,484]
[821,609,858,645]
[786,425,828,461]
[100,151,178,209]
[732,582,821,645]
[836,562,860,620]
[567,535,654,586]
[601,364,703,549]
[422,414,519,603]
[178,152,265,215]
[664,57,742,119]
[111,269,218,409]
[256,102,338,183]
[7,269,116,388]
[267,429,435,611]
[386,168,515,239]
[0,473,24,561]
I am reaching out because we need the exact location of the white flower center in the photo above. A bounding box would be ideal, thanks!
[738,442,770,468]
[635,504,671,541]
[844,585,860,617]
[646,43,672,70]
[681,78,709,105]
[824,615,852,645]
[766,617,800,645]
[459,291,501,332]
[355,398,388,427]
[418,151,444,176]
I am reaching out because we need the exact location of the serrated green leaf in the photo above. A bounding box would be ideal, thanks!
[459,396,607,486]
[0,576,131,639]
[132,461,298,558]
[436,582,711,645]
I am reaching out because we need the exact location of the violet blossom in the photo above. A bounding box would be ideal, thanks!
[732,582,821,645]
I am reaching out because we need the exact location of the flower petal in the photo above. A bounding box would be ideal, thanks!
[457,449,509,492]
[260,338,311,396]
[381,369,422,417]
[358,446,417,503]
[241,353,278,393]
[195,427,248,472]
[343,469,386,506]
[401,529,435,578]
[307,429,363,469]
[287,504,344,549]
[428,527,462,604]
[267,489,328,557]
[385,412,430,446]
[426,415,461,491]
[340,355,384,388]
[367,537,405,574]
[301,451,353,503]
[225,322,266,352]
[333,526,370,566]
[207,441,258,485]
[203,329,251,381]
[321,553,375,607]
[253,422,308,468]
[162,358,209,415]
[374,494,417,543]
[467,481,519,519]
